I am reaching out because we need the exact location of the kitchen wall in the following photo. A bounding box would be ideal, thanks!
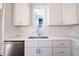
[70,25,79,37]
[0,9,2,41]
[4,3,16,38]
[4,3,37,38]
[4,3,79,39]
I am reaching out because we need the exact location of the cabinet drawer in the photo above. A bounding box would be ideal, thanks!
[25,40,38,48]
[39,40,52,48]
[53,40,71,47]
[53,48,71,56]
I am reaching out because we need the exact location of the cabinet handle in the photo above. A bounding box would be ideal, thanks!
[36,48,40,54]
[59,43,64,45]
[60,51,65,53]
[38,48,40,54]
[36,49,38,54]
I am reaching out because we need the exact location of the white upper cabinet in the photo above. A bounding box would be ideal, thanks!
[47,3,62,25]
[63,3,77,25]
[0,3,2,9]
[47,3,77,25]
[13,3,30,26]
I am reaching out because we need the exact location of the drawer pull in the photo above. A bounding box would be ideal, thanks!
[60,51,65,53]
[59,43,64,45]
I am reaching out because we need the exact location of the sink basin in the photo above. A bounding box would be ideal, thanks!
[28,36,48,39]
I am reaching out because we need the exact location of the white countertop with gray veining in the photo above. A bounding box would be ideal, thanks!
[4,36,74,41]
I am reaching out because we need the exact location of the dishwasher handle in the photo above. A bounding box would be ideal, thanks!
[4,41,24,44]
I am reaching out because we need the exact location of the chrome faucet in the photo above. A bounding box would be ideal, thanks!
[36,27,41,37]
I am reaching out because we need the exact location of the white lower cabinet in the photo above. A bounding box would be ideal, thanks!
[72,40,79,56]
[73,47,79,56]
[25,40,38,48]
[39,40,52,48]
[25,48,38,56]
[25,40,71,56]
[25,40,53,56]
[39,48,52,56]
[25,48,52,56]
[53,40,72,56]
[53,40,71,48]
[53,48,71,56]
[0,43,2,55]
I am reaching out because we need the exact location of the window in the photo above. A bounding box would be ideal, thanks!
[33,8,45,29]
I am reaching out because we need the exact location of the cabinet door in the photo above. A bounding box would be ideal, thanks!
[47,3,62,25]
[13,3,30,26]
[25,48,52,56]
[25,40,38,48]
[0,44,2,55]
[0,3,2,9]
[63,3,77,25]
[25,48,38,56]
[77,3,79,24]
[39,48,52,56]
[72,41,79,56]
[73,47,79,56]
[39,40,52,48]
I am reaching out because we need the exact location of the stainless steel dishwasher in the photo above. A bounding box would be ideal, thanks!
[4,41,24,56]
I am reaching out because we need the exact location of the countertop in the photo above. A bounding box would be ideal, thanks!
[4,36,73,41]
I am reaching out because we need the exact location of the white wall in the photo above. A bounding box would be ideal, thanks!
[4,3,37,38]
[4,3,16,38]
[0,9,2,42]
[4,3,79,39]
[70,25,79,37]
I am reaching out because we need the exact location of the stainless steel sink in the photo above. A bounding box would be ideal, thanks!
[28,36,48,39]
